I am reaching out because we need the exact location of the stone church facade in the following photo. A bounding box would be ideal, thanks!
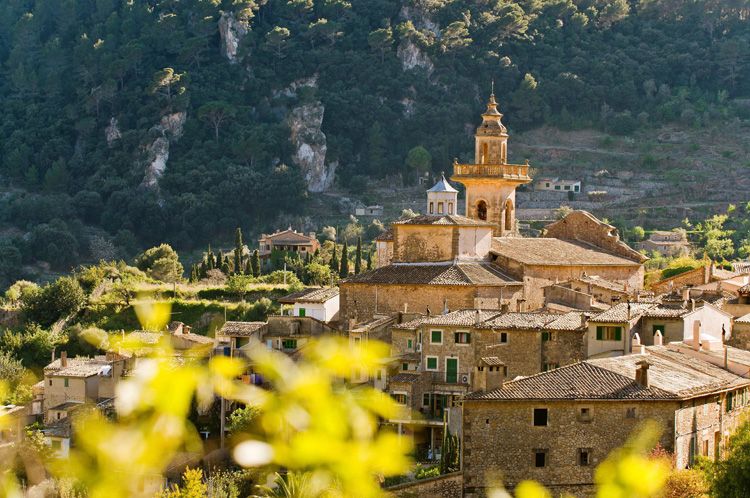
[340,93,645,322]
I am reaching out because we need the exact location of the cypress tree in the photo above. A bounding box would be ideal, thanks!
[221,257,230,275]
[245,259,252,276]
[206,245,215,270]
[366,250,372,271]
[355,236,362,274]
[329,245,339,273]
[339,240,349,278]
[251,249,261,277]
[199,260,207,279]
[234,227,244,274]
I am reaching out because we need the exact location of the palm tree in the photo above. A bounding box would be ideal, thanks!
[254,472,317,498]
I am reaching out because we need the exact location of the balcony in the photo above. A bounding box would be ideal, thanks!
[428,370,471,386]
[452,163,531,181]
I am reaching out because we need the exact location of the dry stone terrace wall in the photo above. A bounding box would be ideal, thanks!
[387,472,462,498]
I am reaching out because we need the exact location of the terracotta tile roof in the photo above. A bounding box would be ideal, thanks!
[374,227,393,241]
[341,262,520,286]
[467,361,675,400]
[739,283,750,295]
[546,312,588,331]
[218,321,267,337]
[421,310,505,327]
[483,312,562,330]
[481,357,505,366]
[427,174,459,193]
[641,306,689,319]
[395,214,492,227]
[392,316,430,330]
[468,350,749,401]
[491,238,641,266]
[45,357,113,378]
[588,303,656,323]
[389,372,421,383]
[574,275,627,293]
[278,287,339,304]
[178,332,215,345]
[737,312,750,324]
[263,229,315,244]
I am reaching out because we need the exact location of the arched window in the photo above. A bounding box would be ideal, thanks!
[481,143,489,164]
[504,199,513,232]
[477,200,488,221]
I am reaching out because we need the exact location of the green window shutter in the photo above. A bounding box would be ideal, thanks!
[427,357,437,370]
[407,339,412,349]
[431,330,441,343]
[615,327,622,341]
[596,326,603,340]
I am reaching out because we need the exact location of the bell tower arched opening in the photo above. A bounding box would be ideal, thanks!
[477,200,488,221]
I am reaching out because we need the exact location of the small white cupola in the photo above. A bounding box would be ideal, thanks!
[426,172,459,216]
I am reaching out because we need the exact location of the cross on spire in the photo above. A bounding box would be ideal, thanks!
[491,79,495,95]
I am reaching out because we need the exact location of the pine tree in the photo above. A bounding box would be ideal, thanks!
[251,249,261,277]
[329,245,339,273]
[366,250,372,271]
[339,240,349,278]
[355,236,362,274]
[234,227,244,275]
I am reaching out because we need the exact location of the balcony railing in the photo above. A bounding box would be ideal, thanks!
[453,163,531,180]
[428,370,471,386]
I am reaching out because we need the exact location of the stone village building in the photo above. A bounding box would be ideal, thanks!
[340,93,646,323]
[258,227,320,260]
[462,343,750,497]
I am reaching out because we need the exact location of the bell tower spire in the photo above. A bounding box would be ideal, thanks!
[451,89,531,237]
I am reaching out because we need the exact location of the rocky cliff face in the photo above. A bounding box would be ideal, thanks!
[105,117,122,147]
[141,111,186,189]
[287,103,335,192]
[218,12,248,63]
[397,39,434,74]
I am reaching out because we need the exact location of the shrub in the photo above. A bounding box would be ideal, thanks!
[415,465,440,480]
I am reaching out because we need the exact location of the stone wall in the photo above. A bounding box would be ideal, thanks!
[728,321,750,350]
[545,211,645,263]
[651,265,711,294]
[462,399,679,497]
[339,282,524,322]
[521,264,644,311]
[387,471,462,498]
[463,390,750,497]
[394,225,456,262]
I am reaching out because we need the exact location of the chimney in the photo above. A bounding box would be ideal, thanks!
[348,318,356,331]
[690,299,696,312]
[682,287,691,302]
[475,309,482,327]
[501,302,510,314]
[654,330,663,346]
[635,360,650,387]
[632,333,645,355]
[51,349,56,363]
[692,320,701,351]
[60,351,68,368]
[426,306,431,316]
[580,313,587,329]
[403,303,408,313]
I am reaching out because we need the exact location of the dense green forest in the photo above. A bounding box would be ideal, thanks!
[1,0,750,287]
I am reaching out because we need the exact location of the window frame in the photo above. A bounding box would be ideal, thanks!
[392,392,407,405]
[499,332,508,344]
[533,408,548,427]
[534,449,548,468]
[595,325,622,341]
[578,448,592,466]
[430,330,443,345]
[454,331,471,345]
[425,356,439,371]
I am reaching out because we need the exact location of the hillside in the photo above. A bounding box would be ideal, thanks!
[2,0,750,287]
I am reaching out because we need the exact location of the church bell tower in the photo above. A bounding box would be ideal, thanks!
[451,91,531,236]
